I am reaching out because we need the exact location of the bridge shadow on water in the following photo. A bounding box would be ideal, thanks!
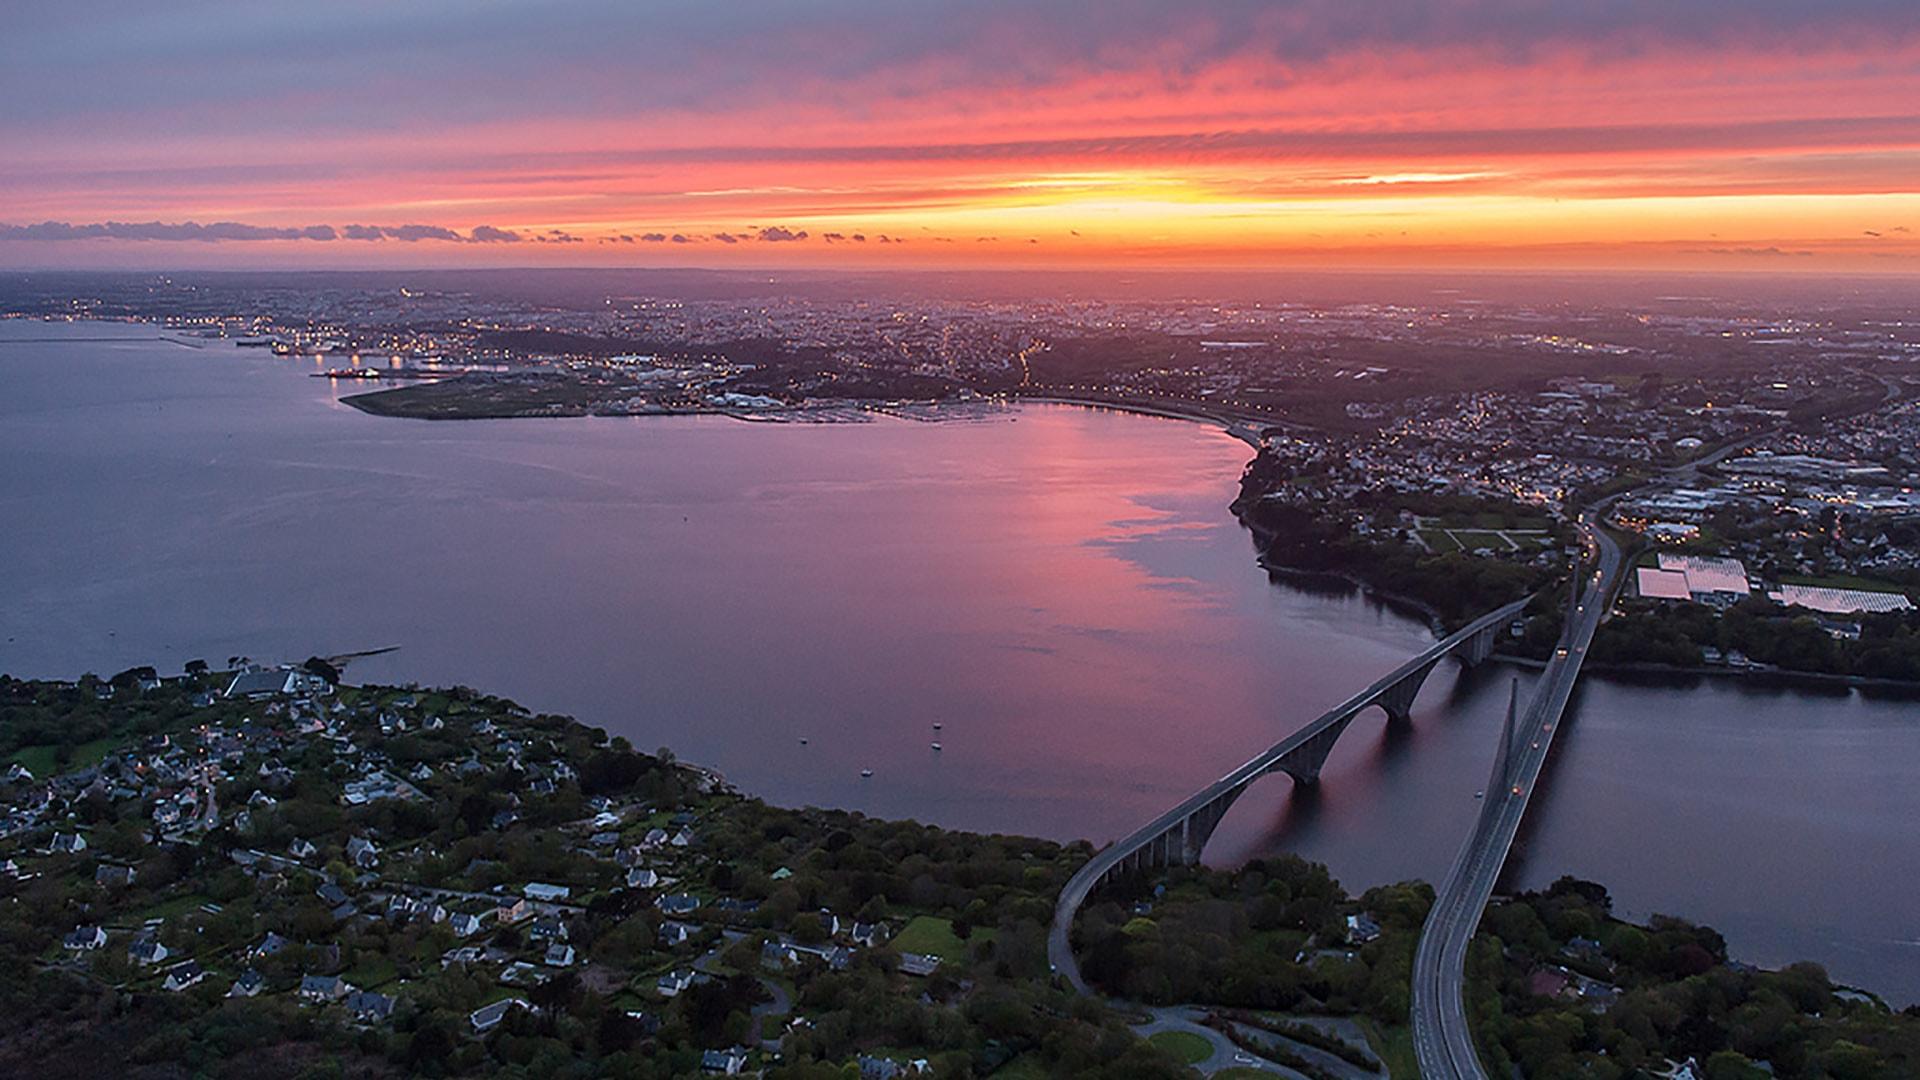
[1500,672,1592,893]
[1231,779,1327,860]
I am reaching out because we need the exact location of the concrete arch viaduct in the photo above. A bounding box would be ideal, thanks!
[1047,595,1532,992]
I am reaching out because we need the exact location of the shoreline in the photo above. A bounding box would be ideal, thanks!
[1492,651,1920,693]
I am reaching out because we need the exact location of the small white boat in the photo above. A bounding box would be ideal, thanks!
[932,722,943,730]
[798,737,808,745]
[930,742,942,751]
[860,769,873,778]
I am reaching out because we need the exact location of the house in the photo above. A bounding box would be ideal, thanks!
[289,837,318,859]
[544,944,576,967]
[440,945,487,968]
[346,990,396,1023]
[655,969,698,997]
[6,763,33,782]
[528,916,569,942]
[64,926,107,951]
[523,882,571,903]
[897,952,941,977]
[345,836,380,868]
[317,882,356,921]
[228,969,265,997]
[249,931,290,960]
[670,827,695,848]
[1526,967,1574,1000]
[299,973,351,1001]
[470,998,529,1033]
[129,939,170,965]
[625,867,659,889]
[656,893,700,916]
[858,1056,906,1080]
[500,961,547,986]
[641,828,669,848]
[701,1047,749,1075]
[494,897,532,924]
[761,940,800,971]
[1345,912,1383,945]
[450,912,486,937]
[660,920,699,947]
[95,862,136,888]
[50,832,86,854]
[851,921,887,947]
[163,960,207,992]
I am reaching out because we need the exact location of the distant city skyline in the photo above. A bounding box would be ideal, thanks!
[5,1,1919,270]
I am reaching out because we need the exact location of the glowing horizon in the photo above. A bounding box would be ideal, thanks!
[5,1,1919,271]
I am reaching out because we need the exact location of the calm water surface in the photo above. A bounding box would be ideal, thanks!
[2,322,1914,1001]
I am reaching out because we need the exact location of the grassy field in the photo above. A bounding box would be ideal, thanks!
[344,954,400,989]
[1357,1018,1420,1080]
[1418,529,1462,553]
[991,1053,1051,1078]
[132,892,215,924]
[1450,529,1517,551]
[8,736,122,778]
[1147,1029,1213,1066]
[891,915,993,961]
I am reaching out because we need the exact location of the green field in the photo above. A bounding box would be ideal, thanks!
[7,736,122,779]
[344,954,400,989]
[891,915,992,961]
[1147,1029,1213,1066]
[1418,529,1462,553]
[991,1053,1051,1078]
[1450,529,1517,551]
[1357,1019,1420,1080]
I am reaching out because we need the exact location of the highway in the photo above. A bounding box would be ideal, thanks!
[1410,515,1626,1079]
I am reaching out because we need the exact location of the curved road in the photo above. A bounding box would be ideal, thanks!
[1410,516,1626,1079]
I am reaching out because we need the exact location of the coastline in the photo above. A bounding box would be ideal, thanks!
[1491,651,1920,693]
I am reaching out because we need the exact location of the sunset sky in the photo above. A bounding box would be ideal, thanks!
[5,0,1919,270]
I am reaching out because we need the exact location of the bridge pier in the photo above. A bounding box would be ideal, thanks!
[1273,713,1356,784]
[1377,658,1440,724]
[1463,622,1502,666]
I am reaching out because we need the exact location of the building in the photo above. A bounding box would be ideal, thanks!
[470,998,529,1033]
[1636,567,1693,601]
[64,926,107,951]
[225,666,330,700]
[299,974,351,1002]
[523,882,571,902]
[1657,553,1751,600]
[898,952,941,977]
[1768,584,1913,615]
[163,960,207,992]
[701,1047,749,1074]
[346,990,396,1023]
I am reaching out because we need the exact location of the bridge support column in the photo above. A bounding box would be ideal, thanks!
[1274,714,1356,784]
[1463,622,1501,666]
[1377,659,1439,724]
[1177,788,1247,865]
